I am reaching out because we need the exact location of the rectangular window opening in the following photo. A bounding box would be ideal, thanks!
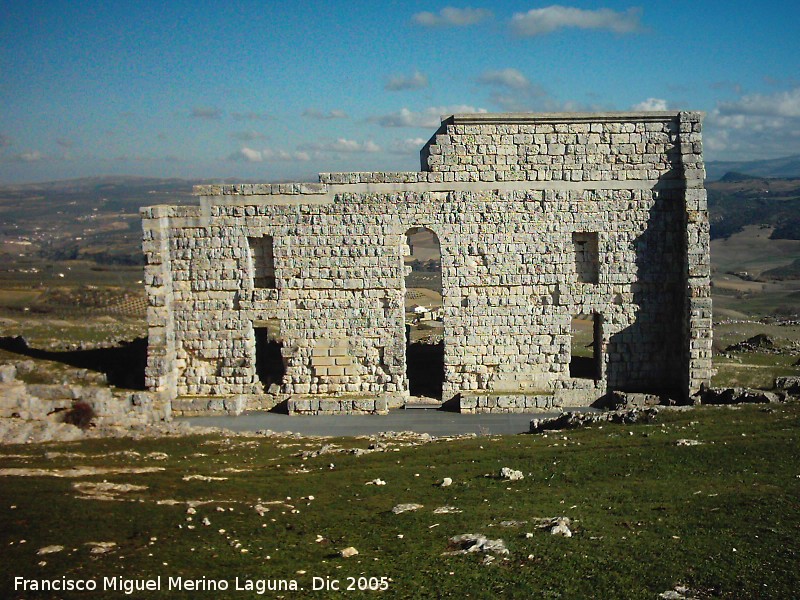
[573,232,599,284]
[248,235,276,289]
[569,313,602,380]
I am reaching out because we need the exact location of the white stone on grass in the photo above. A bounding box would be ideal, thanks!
[499,467,524,481]
[392,503,423,514]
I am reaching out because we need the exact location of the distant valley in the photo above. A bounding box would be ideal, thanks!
[0,165,798,322]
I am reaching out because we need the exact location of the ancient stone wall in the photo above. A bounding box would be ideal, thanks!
[142,112,712,414]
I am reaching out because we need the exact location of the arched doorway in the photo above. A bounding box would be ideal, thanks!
[403,227,444,399]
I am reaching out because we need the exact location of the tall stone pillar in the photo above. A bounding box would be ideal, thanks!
[141,206,177,412]
[679,112,713,398]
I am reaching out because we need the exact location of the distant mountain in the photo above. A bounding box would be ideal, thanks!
[706,155,800,181]
[707,176,800,240]
[0,175,192,192]
[717,171,765,183]
[0,175,271,195]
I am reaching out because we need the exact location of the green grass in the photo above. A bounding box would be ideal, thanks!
[712,355,800,389]
[1,404,799,599]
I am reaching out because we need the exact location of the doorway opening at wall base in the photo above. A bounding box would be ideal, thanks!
[254,325,285,392]
[569,313,602,380]
[404,227,444,399]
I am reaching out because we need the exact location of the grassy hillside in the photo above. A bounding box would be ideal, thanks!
[1,403,799,599]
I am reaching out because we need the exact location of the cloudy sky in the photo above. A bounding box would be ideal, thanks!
[1,1,799,183]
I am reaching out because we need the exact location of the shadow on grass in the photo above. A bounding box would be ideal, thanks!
[0,335,147,390]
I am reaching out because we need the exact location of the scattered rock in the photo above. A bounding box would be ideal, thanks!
[499,467,524,481]
[701,387,780,405]
[725,334,776,353]
[15,360,35,375]
[433,506,462,514]
[0,364,17,383]
[299,444,339,459]
[146,452,169,460]
[392,503,423,514]
[73,481,148,501]
[440,477,453,487]
[658,584,700,600]
[0,467,163,478]
[775,376,800,395]
[444,534,508,556]
[340,547,359,558]
[86,541,117,555]
[530,407,659,433]
[550,522,572,537]
[532,516,573,537]
[376,430,432,443]
[499,520,527,528]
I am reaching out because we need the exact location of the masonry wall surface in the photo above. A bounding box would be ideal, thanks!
[142,112,712,414]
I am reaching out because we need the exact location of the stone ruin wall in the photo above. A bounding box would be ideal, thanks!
[141,112,712,415]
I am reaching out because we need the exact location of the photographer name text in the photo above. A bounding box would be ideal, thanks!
[14,575,391,595]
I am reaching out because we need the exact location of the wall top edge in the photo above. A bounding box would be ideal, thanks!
[193,171,683,198]
[151,177,692,209]
[446,111,703,124]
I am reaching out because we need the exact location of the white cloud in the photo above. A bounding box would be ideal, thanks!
[300,138,381,153]
[477,72,550,112]
[477,68,530,90]
[291,150,312,162]
[511,6,643,37]
[718,87,800,118]
[302,108,348,120]
[190,106,223,119]
[15,150,44,162]
[386,71,429,91]
[371,105,487,128]
[706,86,800,159]
[390,137,428,154]
[631,98,669,111]
[228,147,310,163]
[488,93,537,112]
[412,7,492,27]
[240,147,264,162]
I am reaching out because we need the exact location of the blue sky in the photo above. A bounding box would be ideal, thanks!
[1,1,799,183]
